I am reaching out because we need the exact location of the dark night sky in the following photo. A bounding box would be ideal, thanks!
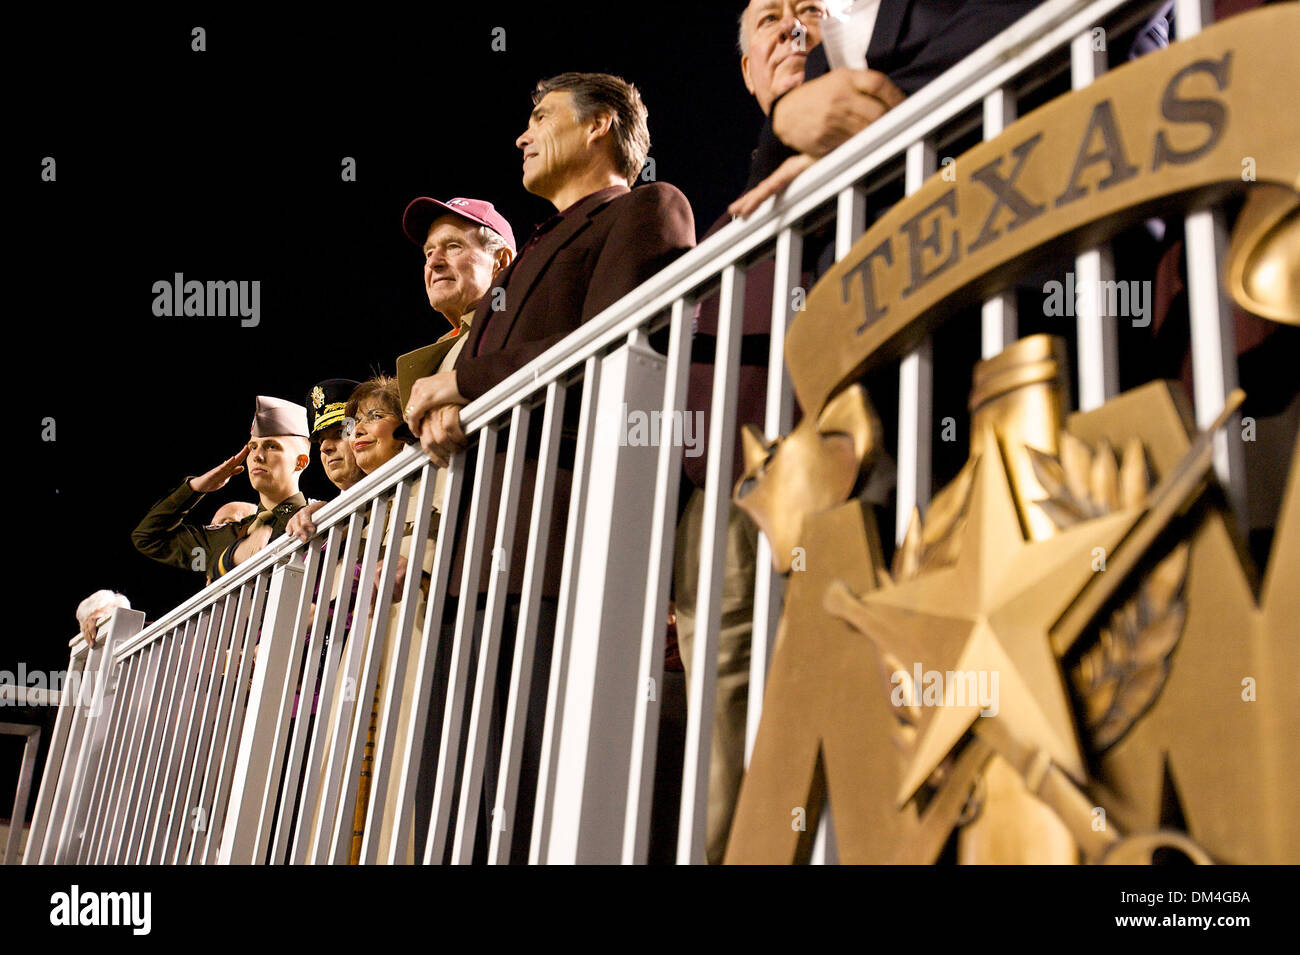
[16,5,760,675]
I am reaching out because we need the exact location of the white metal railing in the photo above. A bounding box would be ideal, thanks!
[25,0,1248,865]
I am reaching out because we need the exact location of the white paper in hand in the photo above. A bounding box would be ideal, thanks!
[821,0,882,71]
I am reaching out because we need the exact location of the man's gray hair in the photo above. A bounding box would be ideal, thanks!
[738,3,754,54]
[76,590,130,627]
[475,225,510,257]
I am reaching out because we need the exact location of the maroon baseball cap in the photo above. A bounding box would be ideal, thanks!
[402,197,517,252]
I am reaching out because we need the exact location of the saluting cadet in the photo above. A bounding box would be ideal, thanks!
[132,396,313,581]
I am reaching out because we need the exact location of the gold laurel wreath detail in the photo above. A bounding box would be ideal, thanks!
[1026,436,1190,752]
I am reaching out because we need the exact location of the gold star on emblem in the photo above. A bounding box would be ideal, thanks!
[832,427,1140,805]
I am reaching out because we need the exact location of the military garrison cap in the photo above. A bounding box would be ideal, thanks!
[251,395,310,438]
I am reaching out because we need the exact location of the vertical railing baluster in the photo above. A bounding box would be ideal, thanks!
[147,609,212,862]
[219,557,308,864]
[194,578,265,863]
[452,407,531,863]
[107,642,163,864]
[426,429,500,863]
[836,186,867,258]
[52,609,143,864]
[361,468,438,864]
[80,651,136,864]
[547,334,669,863]
[530,356,601,864]
[293,510,365,863]
[273,524,344,864]
[981,87,1020,358]
[1071,29,1120,410]
[313,495,391,863]
[326,489,409,864]
[96,650,146,863]
[2,723,40,865]
[678,264,747,865]
[164,603,220,864]
[171,591,241,863]
[390,459,466,863]
[327,488,408,862]
[123,632,182,861]
[622,299,691,863]
[135,623,191,862]
[896,141,937,548]
[22,644,85,864]
[488,381,566,864]
[746,228,803,768]
[1174,0,1247,521]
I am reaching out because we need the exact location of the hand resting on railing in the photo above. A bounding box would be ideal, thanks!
[729,67,906,218]
[287,501,327,543]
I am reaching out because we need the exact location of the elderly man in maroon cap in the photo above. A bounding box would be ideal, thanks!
[394,197,517,429]
[132,396,312,582]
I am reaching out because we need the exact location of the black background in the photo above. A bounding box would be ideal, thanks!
[15,4,757,672]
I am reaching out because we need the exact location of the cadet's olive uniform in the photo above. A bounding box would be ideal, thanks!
[132,479,307,580]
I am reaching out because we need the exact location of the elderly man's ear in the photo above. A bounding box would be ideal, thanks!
[740,53,757,100]
[494,247,515,276]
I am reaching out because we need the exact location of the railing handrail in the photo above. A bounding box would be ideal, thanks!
[113,0,1158,659]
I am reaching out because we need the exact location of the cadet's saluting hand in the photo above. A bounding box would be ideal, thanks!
[189,445,252,494]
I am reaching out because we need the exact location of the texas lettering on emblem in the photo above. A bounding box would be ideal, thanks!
[789,8,1299,416]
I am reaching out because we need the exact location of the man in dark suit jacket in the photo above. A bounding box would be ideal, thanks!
[401,71,694,862]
